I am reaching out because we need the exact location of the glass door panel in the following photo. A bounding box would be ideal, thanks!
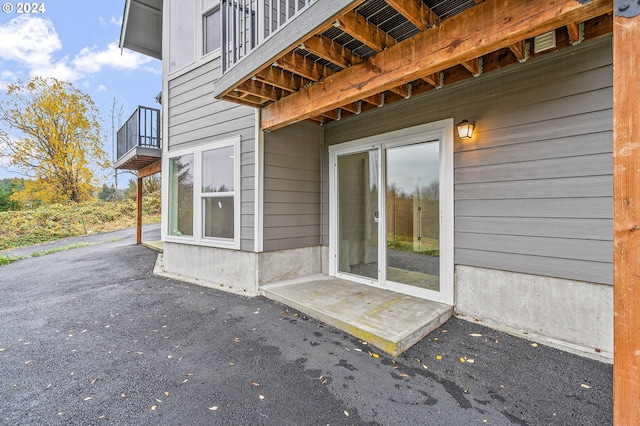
[337,149,379,281]
[385,142,440,292]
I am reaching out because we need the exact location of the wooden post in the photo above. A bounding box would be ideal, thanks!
[136,176,143,245]
[613,5,640,425]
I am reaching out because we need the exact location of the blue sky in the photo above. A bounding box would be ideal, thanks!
[0,0,162,183]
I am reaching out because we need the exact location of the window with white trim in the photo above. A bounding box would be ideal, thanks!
[166,137,241,249]
[169,0,221,75]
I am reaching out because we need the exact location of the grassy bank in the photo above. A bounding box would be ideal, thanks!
[0,196,160,252]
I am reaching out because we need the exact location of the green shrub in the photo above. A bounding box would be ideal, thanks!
[0,200,160,251]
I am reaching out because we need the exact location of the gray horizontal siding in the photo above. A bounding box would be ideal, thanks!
[263,121,322,252]
[324,36,613,284]
[167,57,257,251]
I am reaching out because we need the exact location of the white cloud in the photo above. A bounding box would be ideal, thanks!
[0,16,61,68]
[111,16,123,26]
[29,60,79,82]
[97,84,107,92]
[0,15,159,86]
[73,42,155,74]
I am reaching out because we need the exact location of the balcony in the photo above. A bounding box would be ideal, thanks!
[114,106,161,171]
[213,0,613,132]
[221,0,316,73]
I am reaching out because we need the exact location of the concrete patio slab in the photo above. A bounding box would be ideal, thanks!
[261,275,452,356]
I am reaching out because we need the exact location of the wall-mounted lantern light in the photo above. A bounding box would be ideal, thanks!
[456,119,475,140]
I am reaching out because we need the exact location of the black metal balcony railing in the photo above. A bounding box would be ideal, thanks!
[222,0,315,72]
[117,106,161,160]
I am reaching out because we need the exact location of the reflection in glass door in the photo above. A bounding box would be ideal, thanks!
[337,149,379,281]
[385,142,440,292]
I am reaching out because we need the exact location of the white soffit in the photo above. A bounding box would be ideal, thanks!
[120,0,163,60]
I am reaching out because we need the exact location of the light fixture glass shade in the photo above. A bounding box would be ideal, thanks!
[456,120,475,139]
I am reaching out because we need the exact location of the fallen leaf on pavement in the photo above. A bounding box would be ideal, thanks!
[531,343,538,348]
[344,410,349,417]
[581,384,592,389]
[436,355,443,360]
[208,406,218,411]
[259,394,265,400]
[252,382,260,387]
[151,406,157,411]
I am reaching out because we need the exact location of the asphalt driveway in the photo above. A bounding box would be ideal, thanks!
[0,226,612,425]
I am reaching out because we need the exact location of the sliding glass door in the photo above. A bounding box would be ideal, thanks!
[331,120,453,304]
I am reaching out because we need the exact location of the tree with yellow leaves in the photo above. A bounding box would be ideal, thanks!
[0,77,109,206]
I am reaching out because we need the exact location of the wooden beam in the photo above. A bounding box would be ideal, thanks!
[613,8,640,425]
[136,176,142,244]
[137,159,161,179]
[334,12,396,52]
[261,0,612,131]
[385,0,438,31]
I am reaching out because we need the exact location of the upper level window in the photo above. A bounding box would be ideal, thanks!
[203,6,221,55]
[169,0,221,75]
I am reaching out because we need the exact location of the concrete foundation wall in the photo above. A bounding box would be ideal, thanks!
[455,265,613,361]
[163,242,259,294]
[258,246,323,284]
[162,242,325,294]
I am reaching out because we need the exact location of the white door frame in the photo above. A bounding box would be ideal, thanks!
[328,119,454,305]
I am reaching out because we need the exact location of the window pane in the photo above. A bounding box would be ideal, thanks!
[203,196,234,238]
[202,146,234,193]
[204,7,221,54]
[168,154,194,236]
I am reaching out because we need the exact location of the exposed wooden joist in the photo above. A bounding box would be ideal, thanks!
[334,12,396,52]
[421,72,442,88]
[261,0,612,131]
[613,8,640,425]
[274,51,334,81]
[385,0,438,31]
[254,67,305,92]
[566,21,584,45]
[237,80,283,102]
[225,91,268,108]
[509,40,529,62]
[302,35,358,68]
[461,57,482,76]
